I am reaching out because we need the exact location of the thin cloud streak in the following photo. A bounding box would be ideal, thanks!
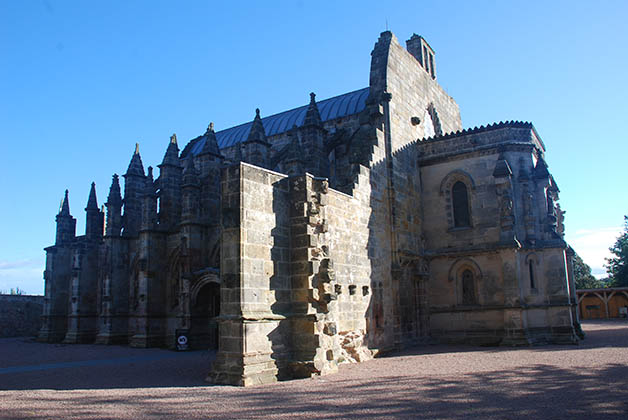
[567,226,622,278]
[0,258,42,270]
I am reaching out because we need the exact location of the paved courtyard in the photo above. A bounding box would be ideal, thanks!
[1,320,627,419]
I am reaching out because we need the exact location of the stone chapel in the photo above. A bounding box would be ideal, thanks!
[40,31,581,386]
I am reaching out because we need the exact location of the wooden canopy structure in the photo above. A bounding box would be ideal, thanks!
[576,287,628,319]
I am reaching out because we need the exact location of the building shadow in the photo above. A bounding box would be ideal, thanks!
[4,361,627,419]
[0,338,217,391]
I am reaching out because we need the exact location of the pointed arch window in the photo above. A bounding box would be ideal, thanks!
[452,181,471,227]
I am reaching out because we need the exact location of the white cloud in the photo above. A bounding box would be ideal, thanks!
[567,226,623,278]
[0,257,45,295]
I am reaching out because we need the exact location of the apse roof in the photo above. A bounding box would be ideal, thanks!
[185,87,369,156]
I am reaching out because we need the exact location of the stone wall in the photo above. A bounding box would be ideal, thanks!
[313,168,375,363]
[419,150,502,251]
[210,162,292,386]
[325,170,372,334]
[210,162,379,385]
[0,295,44,338]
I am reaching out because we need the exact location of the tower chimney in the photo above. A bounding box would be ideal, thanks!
[406,34,436,79]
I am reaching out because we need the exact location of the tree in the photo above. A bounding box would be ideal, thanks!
[573,253,603,289]
[606,216,628,287]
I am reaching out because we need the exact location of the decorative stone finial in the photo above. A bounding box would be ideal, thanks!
[304,91,322,126]
[245,108,268,145]
[206,122,215,134]
[170,133,177,144]
[135,143,140,155]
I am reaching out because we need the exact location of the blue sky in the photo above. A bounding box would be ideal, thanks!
[1,1,626,294]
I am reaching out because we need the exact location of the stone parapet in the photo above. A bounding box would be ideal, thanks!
[417,123,544,164]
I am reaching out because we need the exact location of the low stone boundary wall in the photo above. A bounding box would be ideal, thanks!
[0,295,44,337]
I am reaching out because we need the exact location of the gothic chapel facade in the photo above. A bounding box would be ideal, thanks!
[40,31,581,386]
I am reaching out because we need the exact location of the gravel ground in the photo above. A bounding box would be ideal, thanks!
[1,320,627,419]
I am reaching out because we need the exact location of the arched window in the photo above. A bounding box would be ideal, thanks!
[462,269,476,305]
[452,181,471,227]
[525,254,539,292]
[529,260,536,289]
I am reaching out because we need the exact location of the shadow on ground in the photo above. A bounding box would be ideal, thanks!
[1,321,627,419]
[4,363,627,419]
[0,337,215,390]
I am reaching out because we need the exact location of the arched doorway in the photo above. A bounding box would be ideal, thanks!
[190,279,220,349]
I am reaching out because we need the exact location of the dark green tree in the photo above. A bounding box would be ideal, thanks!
[573,253,602,289]
[606,216,628,287]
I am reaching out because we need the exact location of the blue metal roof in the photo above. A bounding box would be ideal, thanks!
[187,87,369,155]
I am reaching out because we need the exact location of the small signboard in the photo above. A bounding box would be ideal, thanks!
[176,329,189,351]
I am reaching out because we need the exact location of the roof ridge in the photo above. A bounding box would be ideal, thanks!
[214,86,370,135]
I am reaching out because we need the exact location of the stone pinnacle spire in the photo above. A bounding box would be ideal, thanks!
[304,92,322,126]
[55,189,76,244]
[161,133,181,166]
[86,182,98,210]
[107,174,122,205]
[246,108,268,144]
[126,143,145,177]
[59,189,70,216]
[199,122,221,157]
[85,182,103,239]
